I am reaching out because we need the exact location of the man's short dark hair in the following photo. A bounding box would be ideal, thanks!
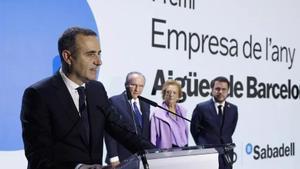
[58,27,97,59]
[210,76,230,89]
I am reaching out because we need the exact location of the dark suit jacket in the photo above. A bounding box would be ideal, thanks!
[104,92,150,163]
[21,72,154,169]
[190,99,238,169]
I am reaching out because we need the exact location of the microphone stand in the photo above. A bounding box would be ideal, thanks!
[223,143,237,166]
[124,89,152,169]
[202,143,237,166]
[139,152,150,169]
[137,95,191,122]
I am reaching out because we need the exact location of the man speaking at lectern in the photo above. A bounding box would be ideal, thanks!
[190,76,238,169]
[20,27,154,169]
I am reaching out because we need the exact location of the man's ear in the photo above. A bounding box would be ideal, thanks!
[62,50,72,66]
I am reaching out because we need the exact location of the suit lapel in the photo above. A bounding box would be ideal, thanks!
[140,102,148,124]
[140,102,149,118]
[85,82,101,148]
[222,102,231,128]
[53,72,91,147]
[140,101,150,136]
[51,72,80,127]
[49,72,93,149]
[122,92,134,120]
[123,92,146,135]
[208,99,220,127]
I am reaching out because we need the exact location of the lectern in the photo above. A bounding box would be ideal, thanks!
[113,146,219,169]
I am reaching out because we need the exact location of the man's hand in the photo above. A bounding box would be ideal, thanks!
[110,161,120,168]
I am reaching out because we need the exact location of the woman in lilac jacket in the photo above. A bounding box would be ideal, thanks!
[150,80,188,149]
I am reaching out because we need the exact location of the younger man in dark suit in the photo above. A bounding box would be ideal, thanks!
[20,27,154,169]
[190,76,238,169]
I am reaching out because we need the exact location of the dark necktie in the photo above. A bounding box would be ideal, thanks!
[133,101,143,128]
[76,86,90,144]
[218,105,223,126]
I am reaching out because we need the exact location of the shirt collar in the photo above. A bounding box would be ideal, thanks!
[60,68,85,90]
[130,98,140,105]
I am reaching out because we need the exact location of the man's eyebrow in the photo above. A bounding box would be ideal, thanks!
[85,50,98,54]
[85,50,101,55]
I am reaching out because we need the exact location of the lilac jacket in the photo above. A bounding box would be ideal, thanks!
[150,102,188,149]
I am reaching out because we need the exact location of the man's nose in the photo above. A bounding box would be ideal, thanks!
[95,57,102,66]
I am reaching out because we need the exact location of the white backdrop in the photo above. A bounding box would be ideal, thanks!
[89,0,299,169]
[1,0,299,168]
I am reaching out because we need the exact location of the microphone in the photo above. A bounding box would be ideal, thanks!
[223,143,237,166]
[137,95,158,107]
[137,95,191,123]
[224,143,236,151]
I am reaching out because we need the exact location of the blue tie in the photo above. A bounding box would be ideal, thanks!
[133,102,142,127]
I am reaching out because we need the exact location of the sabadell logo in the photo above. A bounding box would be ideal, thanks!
[246,142,295,160]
